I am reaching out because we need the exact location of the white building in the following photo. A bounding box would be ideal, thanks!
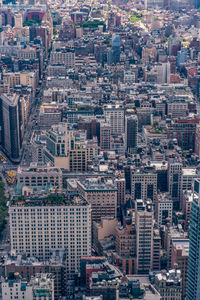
[155,192,173,227]
[2,273,54,300]
[9,195,91,278]
[50,51,75,67]
[2,275,32,300]
[104,104,124,135]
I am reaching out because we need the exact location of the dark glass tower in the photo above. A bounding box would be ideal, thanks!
[186,179,200,300]
[0,94,22,162]
[112,34,120,64]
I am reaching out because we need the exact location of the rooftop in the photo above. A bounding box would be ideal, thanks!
[78,179,117,191]
[10,194,88,207]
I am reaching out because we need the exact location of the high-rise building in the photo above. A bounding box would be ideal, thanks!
[77,179,117,223]
[167,119,197,152]
[104,104,124,135]
[44,123,70,168]
[186,179,200,300]
[155,192,173,227]
[168,159,182,210]
[100,122,111,151]
[0,94,23,162]
[115,177,126,208]
[9,195,91,279]
[114,222,137,274]
[171,240,189,300]
[135,199,154,274]
[112,34,120,64]
[125,115,138,154]
[131,169,157,202]
[152,229,161,271]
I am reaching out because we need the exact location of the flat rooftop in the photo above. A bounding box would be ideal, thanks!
[78,179,117,191]
[10,195,88,207]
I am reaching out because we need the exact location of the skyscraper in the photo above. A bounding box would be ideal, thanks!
[112,34,120,64]
[168,159,182,210]
[104,104,124,135]
[125,115,138,154]
[135,199,153,274]
[186,179,200,300]
[0,94,23,162]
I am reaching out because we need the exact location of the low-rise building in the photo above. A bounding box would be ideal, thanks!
[154,269,182,300]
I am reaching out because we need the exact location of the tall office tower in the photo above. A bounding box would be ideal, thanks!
[0,94,23,163]
[100,122,111,150]
[186,179,200,300]
[104,104,124,135]
[112,34,120,64]
[192,0,200,8]
[131,169,157,203]
[9,195,91,279]
[135,199,153,274]
[125,115,138,154]
[156,62,171,84]
[168,159,182,210]
[115,177,126,208]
